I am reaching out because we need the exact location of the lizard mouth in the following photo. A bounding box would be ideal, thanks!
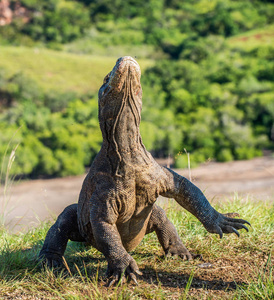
[108,56,141,91]
[116,56,140,73]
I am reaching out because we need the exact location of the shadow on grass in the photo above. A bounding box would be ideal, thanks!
[141,266,246,291]
[0,240,246,292]
[0,239,106,278]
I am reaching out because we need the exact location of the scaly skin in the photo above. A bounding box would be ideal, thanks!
[39,56,250,285]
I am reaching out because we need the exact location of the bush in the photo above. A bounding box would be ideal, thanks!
[217,148,234,162]
[0,71,43,107]
[174,151,203,169]
[174,153,188,169]
[22,0,90,43]
[55,149,85,177]
[0,78,102,177]
[234,147,261,160]
[1,0,274,177]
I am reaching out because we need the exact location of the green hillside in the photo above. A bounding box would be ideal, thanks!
[228,24,274,50]
[0,46,153,94]
[0,0,273,178]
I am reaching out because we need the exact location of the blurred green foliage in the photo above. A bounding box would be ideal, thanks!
[0,71,101,177]
[142,46,273,166]
[0,0,90,44]
[0,0,273,177]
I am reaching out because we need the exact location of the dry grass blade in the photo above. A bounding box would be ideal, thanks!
[0,128,21,227]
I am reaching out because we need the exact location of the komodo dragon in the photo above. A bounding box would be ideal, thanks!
[39,56,250,285]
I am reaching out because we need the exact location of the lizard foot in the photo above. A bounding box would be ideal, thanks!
[205,211,250,238]
[39,251,64,269]
[106,257,142,287]
[165,242,199,261]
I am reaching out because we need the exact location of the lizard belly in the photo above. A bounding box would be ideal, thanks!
[116,168,162,251]
[117,204,153,251]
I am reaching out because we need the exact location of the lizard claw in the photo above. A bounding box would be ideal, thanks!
[191,253,203,260]
[205,211,250,238]
[105,257,142,287]
[107,273,127,287]
[135,269,143,276]
[108,275,118,287]
[129,273,139,285]
[165,242,193,261]
[39,251,64,269]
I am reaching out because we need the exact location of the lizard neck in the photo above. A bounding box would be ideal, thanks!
[101,104,150,173]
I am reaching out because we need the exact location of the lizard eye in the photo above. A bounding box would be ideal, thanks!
[103,73,110,84]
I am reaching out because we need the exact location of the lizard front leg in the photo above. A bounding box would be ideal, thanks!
[146,204,194,260]
[161,168,250,238]
[89,190,142,286]
[39,204,85,268]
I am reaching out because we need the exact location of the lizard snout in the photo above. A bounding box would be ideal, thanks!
[108,56,141,91]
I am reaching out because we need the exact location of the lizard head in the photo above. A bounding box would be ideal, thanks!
[98,56,149,172]
[98,56,142,126]
[99,56,141,97]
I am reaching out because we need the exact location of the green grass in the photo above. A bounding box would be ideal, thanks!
[227,24,274,50]
[0,46,154,94]
[0,198,273,299]
[64,39,161,59]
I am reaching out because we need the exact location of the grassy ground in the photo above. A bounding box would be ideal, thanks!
[0,198,273,299]
[0,46,153,94]
[64,40,161,59]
